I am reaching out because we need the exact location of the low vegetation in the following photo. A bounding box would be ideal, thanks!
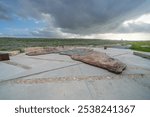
[128,41,150,52]
[0,37,149,52]
[0,37,121,51]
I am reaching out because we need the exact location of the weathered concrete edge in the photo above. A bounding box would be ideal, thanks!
[133,52,150,59]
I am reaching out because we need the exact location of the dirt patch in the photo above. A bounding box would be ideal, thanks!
[10,74,149,84]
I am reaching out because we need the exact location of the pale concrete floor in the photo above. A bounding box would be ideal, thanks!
[0,48,150,100]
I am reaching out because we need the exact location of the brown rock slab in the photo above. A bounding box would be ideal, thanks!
[26,47,59,56]
[25,47,72,56]
[71,51,126,74]
[0,53,10,61]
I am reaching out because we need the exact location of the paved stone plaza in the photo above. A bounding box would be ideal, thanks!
[0,48,150,99]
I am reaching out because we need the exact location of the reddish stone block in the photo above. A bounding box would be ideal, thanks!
[0,53,10,61]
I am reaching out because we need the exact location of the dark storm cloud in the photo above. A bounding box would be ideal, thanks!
[1,0,149,37]
[19,0,149,34]
[0,2,11,20]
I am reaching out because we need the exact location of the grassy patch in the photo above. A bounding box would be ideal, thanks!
[128,41,150,52]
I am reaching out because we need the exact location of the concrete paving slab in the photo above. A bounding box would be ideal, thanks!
[21,63,113,80]
[27,53,77,63]
[0,81,92,100]
[10,54,52,68]
[86,78,150,100]
[2,61,79,82]
[0,62,26,81]
[1,52,80,82]
[93,48,133,57]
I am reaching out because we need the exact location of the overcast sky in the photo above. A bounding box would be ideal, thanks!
[0,0,150,40]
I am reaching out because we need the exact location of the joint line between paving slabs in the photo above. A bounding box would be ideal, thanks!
[77,61,95,99]
[0,63,82,84]
[84,81,95,99]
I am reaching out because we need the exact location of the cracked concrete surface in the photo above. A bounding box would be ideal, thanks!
[0,48,150,100]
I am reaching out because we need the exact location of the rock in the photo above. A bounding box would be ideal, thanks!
[25,47,72,56]
[24,47,44,53]
[8,51,20,56]
[0,53,10,61]
[26,47,59,56]
[71,51,126,74]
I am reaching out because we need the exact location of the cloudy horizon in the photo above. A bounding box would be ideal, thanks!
[0,0,150,40]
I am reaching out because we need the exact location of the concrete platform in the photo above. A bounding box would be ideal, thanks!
[0,48,150,100]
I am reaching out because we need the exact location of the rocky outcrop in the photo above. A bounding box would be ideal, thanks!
[71,51,126,74]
